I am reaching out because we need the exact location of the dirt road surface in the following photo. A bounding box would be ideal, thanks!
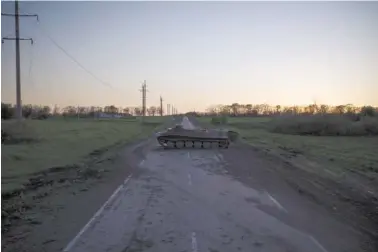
[3,116,374,252]
[61,117,364,252]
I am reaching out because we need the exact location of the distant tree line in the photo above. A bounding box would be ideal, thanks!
[188,103,377,118]
[1,103,163,120]
[2,102,377,120]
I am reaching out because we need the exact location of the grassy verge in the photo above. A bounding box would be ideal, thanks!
[197,116,378,182]
[1,117,166,194]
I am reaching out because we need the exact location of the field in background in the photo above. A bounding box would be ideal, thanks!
[1,116,167,193]
[198,116,378,185]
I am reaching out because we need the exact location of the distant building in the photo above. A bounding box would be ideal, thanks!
[98,112,133,118]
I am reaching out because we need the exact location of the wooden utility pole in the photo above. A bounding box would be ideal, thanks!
[2,1,37,122]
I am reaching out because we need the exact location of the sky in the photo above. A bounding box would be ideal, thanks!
[1,1,377,112]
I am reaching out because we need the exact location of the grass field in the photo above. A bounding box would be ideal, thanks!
[198,116,378,182]
[1,116,166,193]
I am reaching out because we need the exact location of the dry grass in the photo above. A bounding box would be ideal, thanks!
[1,117,165,193]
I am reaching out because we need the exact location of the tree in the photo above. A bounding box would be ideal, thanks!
[148,106,157,116]
[319,104,329,114]
[260,104,270,115]
[134,107,142,116]
[334,105,346,114]
[63,106,77,117]
[361,106,375,117]
[307,104,317,115]
[230,103,239,116]
[245,104,253,115]
[275,105,281,115]
[345,104,356,114]
[22,104,33,118]
[221,105,231,115]
[123,107,130,115]
[1,103,14,119]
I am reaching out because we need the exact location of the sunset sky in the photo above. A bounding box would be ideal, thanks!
[1,1,377,112]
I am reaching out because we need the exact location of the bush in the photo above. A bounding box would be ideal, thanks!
[211,116,228,125]
[2,103,14,120]
[269,114,378,136]
[360,106,376,117]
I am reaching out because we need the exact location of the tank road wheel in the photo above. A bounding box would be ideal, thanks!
[167,140,174,148]
[224,141,229,149]
[203,141,211,148]
[193,141,202,148]
[176,140,185,149]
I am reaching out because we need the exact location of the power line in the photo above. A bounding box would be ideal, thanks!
[35,19,114,89]
[28,41,35,87]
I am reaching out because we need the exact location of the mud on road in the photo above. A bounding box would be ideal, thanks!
[2,116,377,252]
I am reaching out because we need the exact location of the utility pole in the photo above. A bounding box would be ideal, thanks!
[139,80,148,117]
[160,96,163,116]
[2,1,37,122]
[167,104,170,116]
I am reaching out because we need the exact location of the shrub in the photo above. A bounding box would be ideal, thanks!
[269,114,378,136]
[1,103,14,120]
[211,116,228,125]
[360,106,376,117]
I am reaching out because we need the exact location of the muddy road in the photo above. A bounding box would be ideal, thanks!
[2,116,373,252]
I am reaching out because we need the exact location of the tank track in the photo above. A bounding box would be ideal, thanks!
[157,137,229,149]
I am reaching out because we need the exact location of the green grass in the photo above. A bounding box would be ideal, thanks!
[1,117,165,193]
[198,116,378,180]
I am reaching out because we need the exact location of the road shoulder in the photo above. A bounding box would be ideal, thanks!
[1,135,154,252]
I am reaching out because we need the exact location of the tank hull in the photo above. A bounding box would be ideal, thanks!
[156,126,230,149]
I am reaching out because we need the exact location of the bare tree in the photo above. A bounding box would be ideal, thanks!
[149,106,157,116]
[134,107,142,116]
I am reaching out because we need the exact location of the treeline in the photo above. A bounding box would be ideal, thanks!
[190,103,377,117]
[59,105,162,117]
[1,103,163,120]
[1,103,51,120]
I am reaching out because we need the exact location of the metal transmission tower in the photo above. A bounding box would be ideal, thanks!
[160,96,163,116]
[167,104,170,116]
[139,80,148,117]
[2,0,38,122]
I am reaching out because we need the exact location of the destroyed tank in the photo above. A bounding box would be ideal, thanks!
[156,124,231,149]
